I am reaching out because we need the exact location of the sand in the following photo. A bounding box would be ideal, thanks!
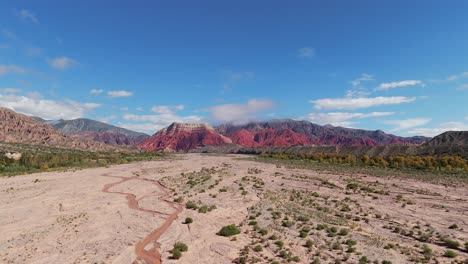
[1,154,467,263]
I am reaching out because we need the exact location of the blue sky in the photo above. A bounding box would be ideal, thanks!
[0,1,467,136]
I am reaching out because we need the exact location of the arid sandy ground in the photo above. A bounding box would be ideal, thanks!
[1,154,467,264]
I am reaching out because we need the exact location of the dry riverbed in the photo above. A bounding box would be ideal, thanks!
[0,154,467,263]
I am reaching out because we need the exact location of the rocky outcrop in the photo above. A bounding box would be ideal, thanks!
[44,118,149,146]
[0,107,122,152]
[138,123,232,152]
[424,131,468,147]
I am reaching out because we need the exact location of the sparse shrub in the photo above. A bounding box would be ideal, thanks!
[184,217,193,224]
[305,239,314,248]
[444,238,460,249]
[171,248,182,259]
[198,205,209,213]
[443,250,458,258]
[253,245,262,252]
[218,224,241,237]
[173,242,188,252]
[275,240,284,248]
[185,201,198,210]
[346,239,357,246]
[422,244,432,260]
[448,224,459,229]
[258,228,268,236]
[291,256,300,262]
[248,221,257,226]
[359,256,369,264]
[338,228,349,236]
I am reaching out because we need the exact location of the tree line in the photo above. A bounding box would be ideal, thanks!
[260,153,468,172]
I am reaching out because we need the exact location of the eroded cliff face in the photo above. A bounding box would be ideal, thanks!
[138,122,232,152]
[0,107,120,152]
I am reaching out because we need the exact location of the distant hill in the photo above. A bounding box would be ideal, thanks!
[424,131,468,147]
[215,119,428,147]
[41,118,149,146]
[138,122,232,152]
[0,107,121,152]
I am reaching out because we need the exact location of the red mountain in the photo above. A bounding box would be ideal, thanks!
[216,120,428,146]
[138,122,232,152]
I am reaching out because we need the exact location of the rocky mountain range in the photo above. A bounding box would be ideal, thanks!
[0,108,121,152]
[36,118,149,146]
[138,120,431,152]
[424,131,468,147]
[216,119,428,147]
[138,123,232,152]
[4,107,467,154]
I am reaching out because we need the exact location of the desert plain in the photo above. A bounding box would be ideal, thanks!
[1,153,467,264]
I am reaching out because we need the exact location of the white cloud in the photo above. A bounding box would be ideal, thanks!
[0,94,100,120]
[98,115,117,123]
[311,96,416,110]
[0,64,27,76]
[16,9,39,24]
[375,80,423,91]
[298,47,315,58]
[307,112,394,127]
[457,84,468,91]
[121,112,203,134]
[89,89,104,95]
[345,88,370,98]
[0,88,21,94]
[407,122,468,137]
[107,90,133,97]
[48,57,78,70]
[208,99,274,124]
[151,105,184,114]
[350,73,373,87]
[382,118,431,132]
[136,107,143,111]
[445,72,468,82]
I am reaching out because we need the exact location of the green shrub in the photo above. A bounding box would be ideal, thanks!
[305,239,313,248]
[443,250,457,258]
[338,228,349,236]
[184,217,193,224]
[359,256,369,264]
[275,240,284,248]
[258,228,268,236]
[171,248,182,259]
[253,245,262,252]
[444,238,460,249]
[185,201,198,210]
[218,224,241,237]
[173,242,188,252]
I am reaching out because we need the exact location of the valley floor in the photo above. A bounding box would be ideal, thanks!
[0,154,467,264]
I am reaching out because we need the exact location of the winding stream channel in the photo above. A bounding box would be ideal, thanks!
[101,172,183,264]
